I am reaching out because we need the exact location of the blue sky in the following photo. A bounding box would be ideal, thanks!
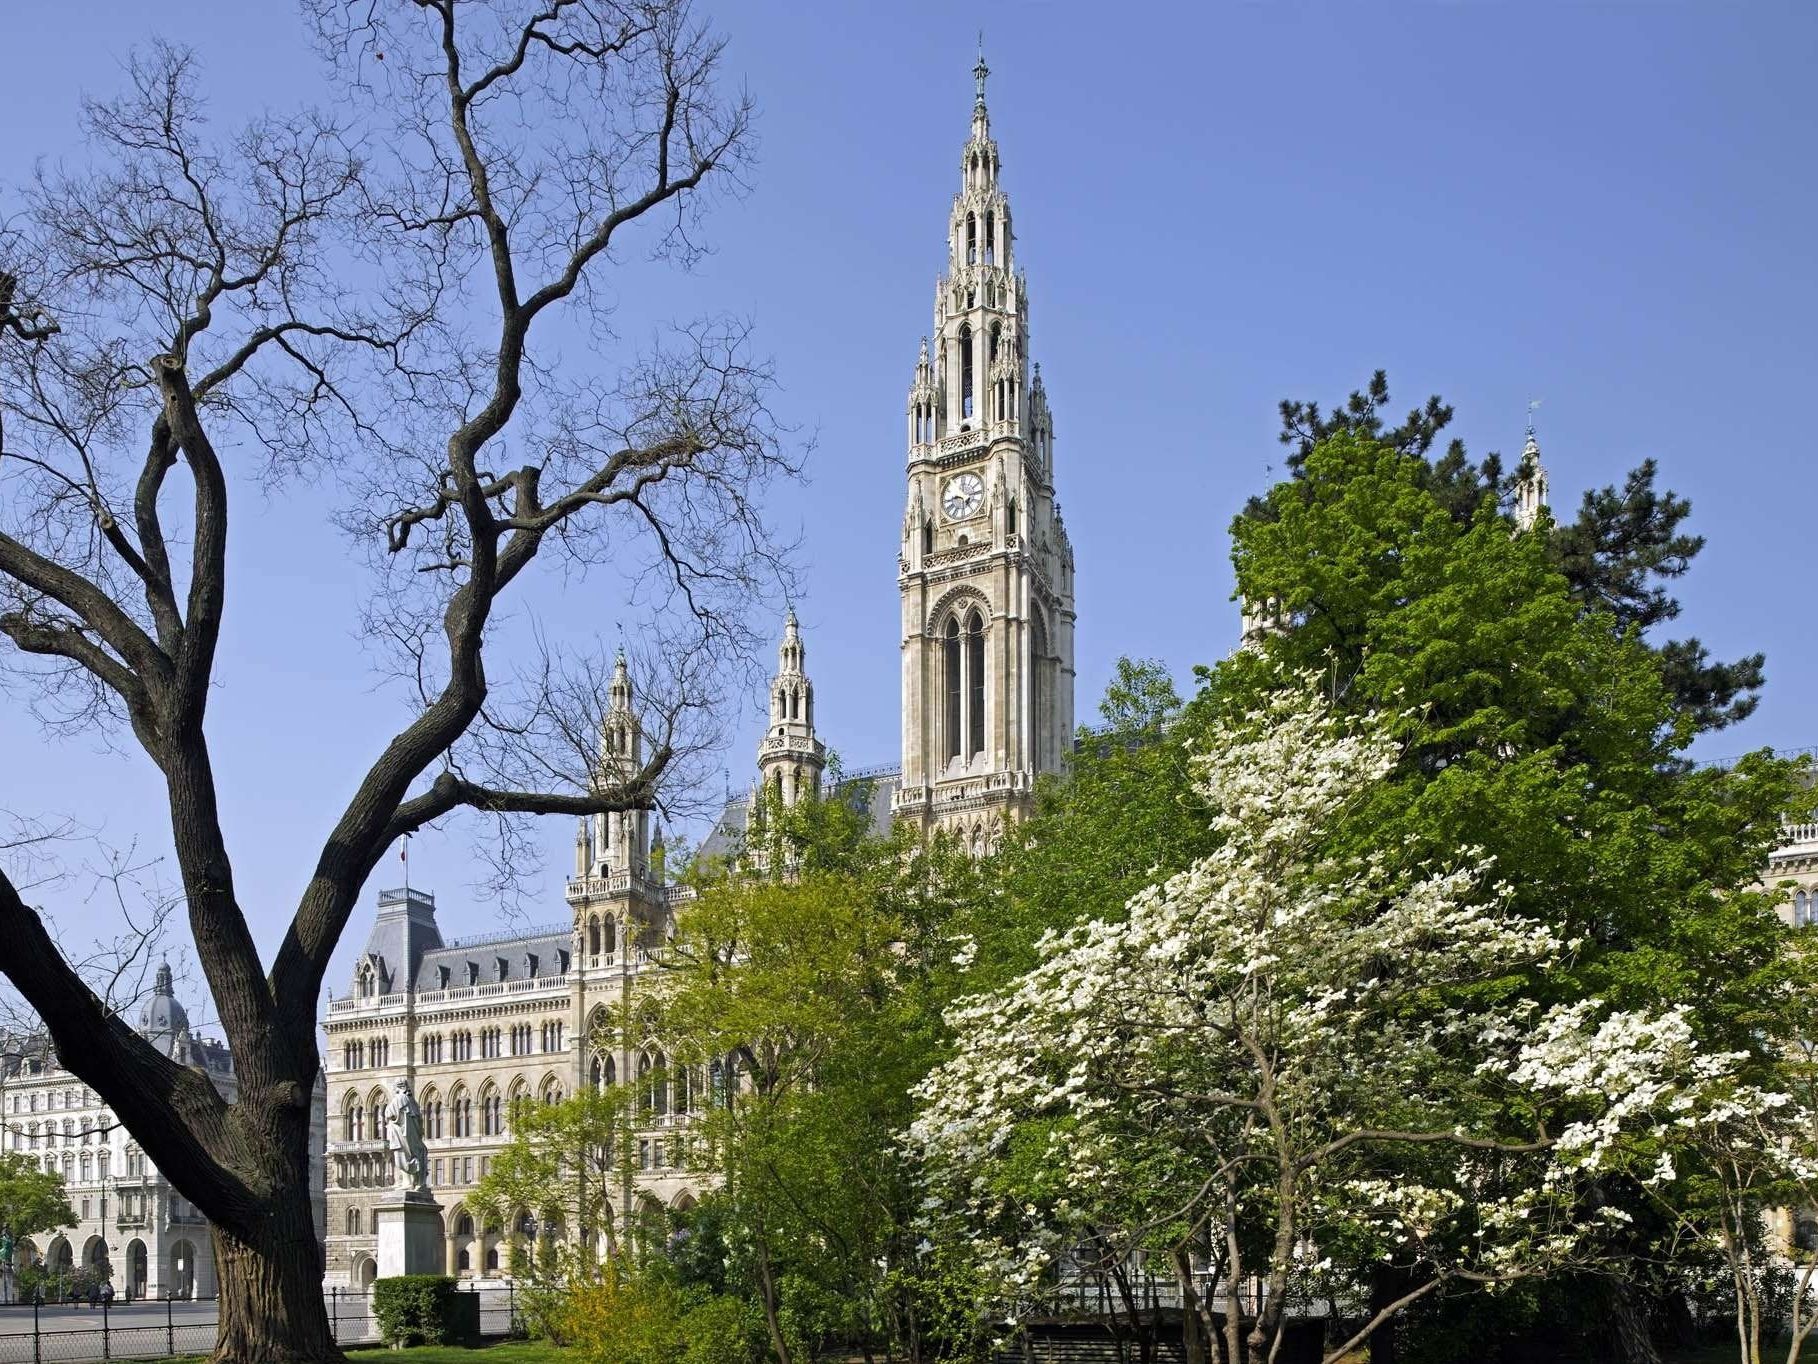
[4,2,1814,1016]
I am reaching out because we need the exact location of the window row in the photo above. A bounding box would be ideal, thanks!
[7,1115,116,1148]
[7,1088,97,1113]
[341,1037,390,1070]
[417,1021,565,1067]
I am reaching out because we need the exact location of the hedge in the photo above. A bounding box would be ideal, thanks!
[372,1274,473,1347]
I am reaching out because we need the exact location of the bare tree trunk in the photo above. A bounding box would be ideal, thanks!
[1366,1264,1405,1364]
[1600,1279,1661,1364]
[1174,1246,1209,1364]
[209,1185,337,1364]
[754,1235,794,1364]
[1223,1192,1247,1364]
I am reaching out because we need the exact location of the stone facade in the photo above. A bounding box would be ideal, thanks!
[2,964,326,1299]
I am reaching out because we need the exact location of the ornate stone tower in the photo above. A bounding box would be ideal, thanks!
[568,650,664,952]
[893,53,1076,849]
[1513,425,1550,532]
[757,608,826,807]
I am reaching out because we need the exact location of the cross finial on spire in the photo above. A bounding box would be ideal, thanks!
[973,35,989,108]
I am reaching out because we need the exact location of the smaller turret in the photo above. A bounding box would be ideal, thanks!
[908,337,939,450]
[1514,426,1550,532]
[589,650,650,880]
[757,609,826,808]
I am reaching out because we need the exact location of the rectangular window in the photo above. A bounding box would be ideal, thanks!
[463,1157,473,1184]
[433,1159,443,1187]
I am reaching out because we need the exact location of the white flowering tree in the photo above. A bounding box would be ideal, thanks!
[909,681,1755,1364]
[1635,1050,1818,1364]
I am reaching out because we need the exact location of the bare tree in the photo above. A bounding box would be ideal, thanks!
[0,3,790,1359]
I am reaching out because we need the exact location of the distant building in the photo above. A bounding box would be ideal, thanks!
[1,963,326,1299]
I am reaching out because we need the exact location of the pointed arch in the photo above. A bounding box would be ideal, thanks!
[959,323,974,419]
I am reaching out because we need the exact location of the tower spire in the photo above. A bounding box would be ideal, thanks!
[1514,402,1550,531]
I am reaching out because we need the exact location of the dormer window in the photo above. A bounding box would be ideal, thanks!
[524,953,538,980]
[465,962,479,987]
[495,956,509,981]
[437,965,450,989]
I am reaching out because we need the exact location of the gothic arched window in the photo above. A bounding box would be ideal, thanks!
[984,211,995,264]
[965,212,976,264]
[1798,890,1811,928]
[959,325,974,420]
[944,618,963,762]
[967,610,986,760]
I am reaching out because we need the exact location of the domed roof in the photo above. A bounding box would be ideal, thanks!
[136,961,190,1047]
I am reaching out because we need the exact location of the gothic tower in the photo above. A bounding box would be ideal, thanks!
[757,608,826,807]
[574,651,654,887]
[894,53,1077,849]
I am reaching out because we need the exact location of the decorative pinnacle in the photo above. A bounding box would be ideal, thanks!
[973,35,989,108]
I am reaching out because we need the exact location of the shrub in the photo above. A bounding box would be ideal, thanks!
[559,1269,686,1364]
[372,1274,468,1347]
[679,1294,767,1364]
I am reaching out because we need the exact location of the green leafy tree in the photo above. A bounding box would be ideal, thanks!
[1219,425,1804,1362]
[468,1086,642,1339]
[0,1152,74,1246]
[1257,370,1765,730]
[653,785,981,1364]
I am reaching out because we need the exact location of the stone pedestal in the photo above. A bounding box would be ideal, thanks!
[0,1265,14,1305]
[374,1193,444,1280]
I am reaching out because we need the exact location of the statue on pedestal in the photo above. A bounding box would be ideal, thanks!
[383,1078,431,1198]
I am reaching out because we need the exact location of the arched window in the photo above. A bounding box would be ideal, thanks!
[959,324,974,420]
[451,1089,473,1139]
[1007,499,1018,537]
[984,211,995,264]
[1798,891,1811,928]
[965,212,976,264]
[967,610,986,760]
[922,518,933,556]
[344,1096,363,1143]
[346,1208,361,1236]
[944,617,963,762]
[480,1087,502,1137]
[587,917,601,955]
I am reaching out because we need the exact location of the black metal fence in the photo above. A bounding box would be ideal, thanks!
[0,1284,523,1362]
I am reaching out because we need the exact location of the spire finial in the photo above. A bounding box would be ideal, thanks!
[973,35,989,108]
[1524,398,1542,451]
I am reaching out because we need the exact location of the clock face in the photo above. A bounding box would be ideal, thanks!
[942,472,985,520]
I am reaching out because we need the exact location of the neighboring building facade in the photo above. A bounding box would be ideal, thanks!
[1,964,326,1299]
[320,58,1078,1285]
